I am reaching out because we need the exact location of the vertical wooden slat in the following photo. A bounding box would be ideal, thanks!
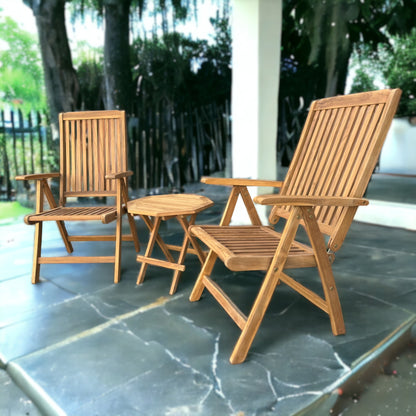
[82,119,89,191]
[102,118,112,191]
[88,118,94,191]
[70,120,76,192]
[320,106,366,225]
[120,116,127,172]
[55,111,129,197]
[98,118,105,191]
[60,115,67,203]
[313,106,350,221]
[92,117,99,191]
[75,119,82,191]
[301,109,335,196]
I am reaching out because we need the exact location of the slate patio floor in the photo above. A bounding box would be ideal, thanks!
[1,175,415,415]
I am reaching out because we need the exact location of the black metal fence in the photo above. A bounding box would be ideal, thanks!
[0,102,232,201]
[0,109,55,201]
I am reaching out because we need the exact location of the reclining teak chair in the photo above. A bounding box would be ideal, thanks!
[189,89,401,364]
[16,110,140,284]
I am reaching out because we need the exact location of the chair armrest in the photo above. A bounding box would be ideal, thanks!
[15,173,60,181]
[105,170,133,180]
[254,194,369,207]
[201,176,283,188]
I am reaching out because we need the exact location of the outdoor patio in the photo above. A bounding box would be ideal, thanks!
[1,174,415,415]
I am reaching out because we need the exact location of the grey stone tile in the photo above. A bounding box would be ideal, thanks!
[0,276,73,328]
[0,296,108,363]
[1,189,416,416]
[0,369,42,416]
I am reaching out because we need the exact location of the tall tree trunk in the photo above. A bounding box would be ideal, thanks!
[305,0,357,97]
[103,0,132,113]
[25,0,79,137]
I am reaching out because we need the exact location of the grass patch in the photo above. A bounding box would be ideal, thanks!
[0,201,32,221]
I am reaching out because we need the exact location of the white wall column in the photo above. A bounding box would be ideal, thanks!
[231,0,282,223]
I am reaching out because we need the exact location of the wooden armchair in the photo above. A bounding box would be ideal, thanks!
[16,110,140,284]
[189,89,402,364]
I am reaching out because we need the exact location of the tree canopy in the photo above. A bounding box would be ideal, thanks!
[281,0,416,101]
[0,16,46,112]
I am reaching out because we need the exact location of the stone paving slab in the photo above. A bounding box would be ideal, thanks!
[0,368,42,416]
[1,182,415,415]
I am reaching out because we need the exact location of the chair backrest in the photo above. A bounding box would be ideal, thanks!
[58,110,128,203]
[270,89,401,252]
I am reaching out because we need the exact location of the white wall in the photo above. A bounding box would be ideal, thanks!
[231,0,282,223]
[379,118,416,175]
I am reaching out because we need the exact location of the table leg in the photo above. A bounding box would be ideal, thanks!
[140,215,175,263]
[170,214,206,294]
[136,216,162,285]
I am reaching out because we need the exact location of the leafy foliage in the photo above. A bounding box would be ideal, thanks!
[349,68,378,94]
[383,28,416,116]
[77,56,105,110]
[281,0,416,101]
[131,15,231,110]
[0,17,46,112]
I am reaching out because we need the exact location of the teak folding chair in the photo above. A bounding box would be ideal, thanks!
[16,110,140,284]
[189,89,401,364]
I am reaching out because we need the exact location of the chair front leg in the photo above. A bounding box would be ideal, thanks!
[114,179,123,283]
[230,207,301,364]
[31,180,45,284]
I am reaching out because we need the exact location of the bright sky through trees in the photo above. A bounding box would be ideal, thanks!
[0,0,219,51]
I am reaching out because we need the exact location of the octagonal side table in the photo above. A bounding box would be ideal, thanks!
[127,194,214,294]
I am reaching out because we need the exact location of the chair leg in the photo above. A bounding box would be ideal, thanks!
[170,214,203,295]
[32,222,42,284]
[230,207,302,364]
[230,266,280,364]
[301,207,345,335]
[114,191,123,283]
[316,263,345,335]
[189,250,218,301]
[31,179,44,284]
[42,181,73,253]
[114,208,123,285]
[54,220,73,253]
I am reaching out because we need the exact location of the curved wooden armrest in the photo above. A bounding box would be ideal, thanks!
[201,176,283,188]
[15,173,60,181]
[254,194,369,207]
[105,170,133,180]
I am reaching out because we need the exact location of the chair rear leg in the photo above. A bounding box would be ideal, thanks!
[42,180,73,253]
[314,251,345,335]
[189,250,218,301]
[56,220,73,253]
[301,207,345,335]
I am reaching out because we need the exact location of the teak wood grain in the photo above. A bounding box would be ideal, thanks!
[16,110,140,284]
[127,194,214,294]
[188,89,402,364]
